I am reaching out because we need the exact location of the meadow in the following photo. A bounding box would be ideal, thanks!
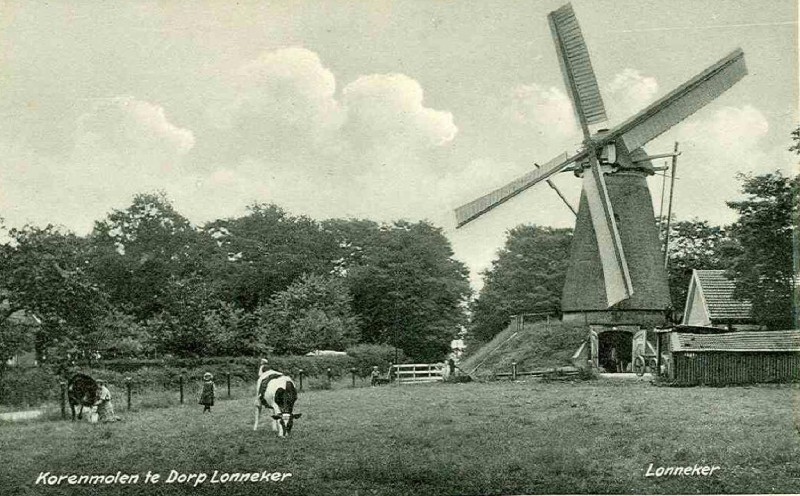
[1,378,799,495]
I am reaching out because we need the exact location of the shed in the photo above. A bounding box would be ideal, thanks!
[681,270,757,330]
[656,327,800,385]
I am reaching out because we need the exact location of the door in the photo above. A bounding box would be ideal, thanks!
[632,329,647,362]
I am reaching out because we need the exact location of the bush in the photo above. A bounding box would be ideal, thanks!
[346,344,406,377]
[305,376,333,391]
[443,375,472,383]
[0,367,61,407]
[576,367,599,381]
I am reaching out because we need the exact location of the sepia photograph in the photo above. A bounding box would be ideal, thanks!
[0,1,797,495]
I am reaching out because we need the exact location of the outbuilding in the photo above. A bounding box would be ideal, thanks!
[656,326,800,385]
[681,269,759,330]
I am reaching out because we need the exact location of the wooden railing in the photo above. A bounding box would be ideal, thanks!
[391,363,445,384]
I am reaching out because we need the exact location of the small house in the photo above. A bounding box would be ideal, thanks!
[655,326,800,385]
[682,270,758,330]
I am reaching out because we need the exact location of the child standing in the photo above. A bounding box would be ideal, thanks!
[199,372,215,413]
[370,366,380,387]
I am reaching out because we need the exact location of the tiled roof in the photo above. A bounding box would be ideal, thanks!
[671,330,800,352]
[695,270,752,322]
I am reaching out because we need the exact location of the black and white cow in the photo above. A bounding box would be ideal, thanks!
[253,370,301,437]
[67,373,99,421]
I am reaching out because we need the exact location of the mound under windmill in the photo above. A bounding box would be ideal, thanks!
[456,3,747,365]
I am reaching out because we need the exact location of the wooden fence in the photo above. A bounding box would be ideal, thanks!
[391,363,445,385]
[57,367,371,419]
[494,361,579,380]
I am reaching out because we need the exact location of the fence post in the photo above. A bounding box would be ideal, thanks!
[298,369,304,391]
[226,372,231,398]
[125,377,132,411]
[326,367,332,385]
[512,361,517,381]
[351,367,356,388]
[179,374,184,404]
[60,381,67,420]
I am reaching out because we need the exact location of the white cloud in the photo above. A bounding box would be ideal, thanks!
[75,96,195,157]
[227,47,343,151]
[650,104,778,226]
[0,97,196,232]
[605,68,659,120]
[506,83,577,137]
[342,73,457,150]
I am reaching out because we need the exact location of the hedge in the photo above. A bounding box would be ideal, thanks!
[1,352,413,407]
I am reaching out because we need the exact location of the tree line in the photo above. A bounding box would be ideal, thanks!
[0,198,470,370]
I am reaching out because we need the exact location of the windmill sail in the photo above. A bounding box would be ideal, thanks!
[548,3,607,134]
[455,151,577,228]
[582,155,634,307]
[606,49,747,152]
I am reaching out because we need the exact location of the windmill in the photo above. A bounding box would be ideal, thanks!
[455,3,747,329]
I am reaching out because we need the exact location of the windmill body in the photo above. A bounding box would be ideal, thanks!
[455,4,747,336]
[561,159,670,326]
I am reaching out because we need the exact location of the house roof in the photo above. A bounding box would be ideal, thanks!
[693,270,752,322]
[670,329,800,352]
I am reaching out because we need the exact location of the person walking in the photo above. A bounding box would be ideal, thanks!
[199,372,215,413]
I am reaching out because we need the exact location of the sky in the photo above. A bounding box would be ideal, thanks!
[0,0,797,290]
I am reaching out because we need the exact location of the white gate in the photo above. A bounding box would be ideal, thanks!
[392,363,445,385]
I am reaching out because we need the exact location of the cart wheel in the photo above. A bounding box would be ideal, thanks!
[633,356,645,376]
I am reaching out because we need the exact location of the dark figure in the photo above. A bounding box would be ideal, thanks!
[370,366,380,387]
[199,372,215,413]
[67,373,99,421]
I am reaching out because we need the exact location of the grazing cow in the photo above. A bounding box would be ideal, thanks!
[67,373,99,422]
[253,370,301,436]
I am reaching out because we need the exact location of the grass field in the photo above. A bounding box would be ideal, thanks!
[1,378,799,495]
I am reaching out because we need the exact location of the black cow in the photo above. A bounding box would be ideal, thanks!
[67,373,98,421]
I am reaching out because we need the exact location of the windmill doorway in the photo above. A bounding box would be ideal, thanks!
[594,329,633,373]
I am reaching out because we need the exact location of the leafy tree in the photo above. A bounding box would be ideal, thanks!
[664,219,739,316]
[89,192,209,321]
[470,225,572,342]
[727,172,799,329]
[257,274,359,355]
[338,220,470,362]
[0,223,110,360]
[87,310,154,359]
[148,276,232,357]
[201,302,261,356]
[205,204,339,311]
[0,312,35,379]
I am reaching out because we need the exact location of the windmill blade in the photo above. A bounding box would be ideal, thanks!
[455,151,581,228]
[582,152,634,307]
[548,3,608,137]
[603,49,747,152]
